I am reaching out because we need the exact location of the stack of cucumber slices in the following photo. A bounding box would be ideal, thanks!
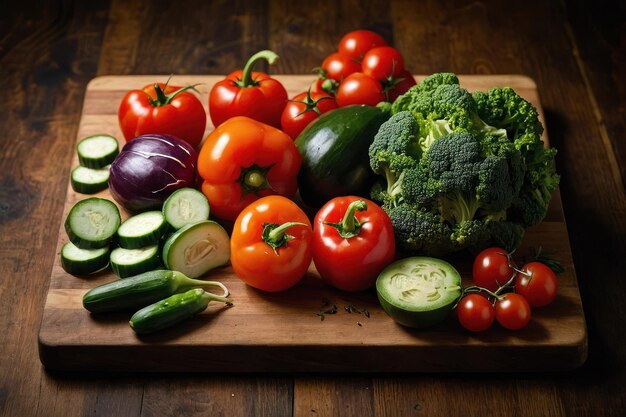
[70,134,119,194]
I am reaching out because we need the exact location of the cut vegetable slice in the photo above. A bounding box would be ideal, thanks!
[61,241,110,275]
[110,245,161,278]
[70,165,110,194]
[64,197,121,249]
[162,187,210,230]
[376,257,462,328]
[162,220,230,278]
[117,211,167,249]
[77,134,119,169]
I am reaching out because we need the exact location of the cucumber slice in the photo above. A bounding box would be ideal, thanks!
[77,134,119,169]
[70,165,110,194]
[162,220,230,278]
[376,257,462,329]
[65,197,121,249]
[110,245,161,278]
[61,242,110,275]
[117,211,167,249]
[162,187,210,230]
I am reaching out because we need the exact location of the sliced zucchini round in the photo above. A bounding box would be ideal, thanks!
[162,187,210,230]
[77,134,119,169]
[61,241,110,275]
[162,220,230,278]
[110,245,161,278]
[117,211,167,249]
[64,197,121,249]
[376,257,462,329]
[70,165,110,194]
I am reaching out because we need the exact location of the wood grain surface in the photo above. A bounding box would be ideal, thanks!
[1,0,625,416]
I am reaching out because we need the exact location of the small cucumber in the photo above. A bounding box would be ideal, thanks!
[376,257,462,329]
[77,134,119,169]
[82,269,229,313]
[162,220,230,278]
[61,242,110,275]
[117,211,167,249]
[70,165,110,194]
[129,288,232,334]
[110,245,161,278]
[162,187,210,230]
[64,197,121,249]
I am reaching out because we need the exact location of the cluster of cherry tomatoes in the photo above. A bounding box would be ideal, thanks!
[457,247,559,332]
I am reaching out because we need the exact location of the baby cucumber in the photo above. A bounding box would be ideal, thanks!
[64,197,121,249]
[129,288,232,334]
[82,269,229,313]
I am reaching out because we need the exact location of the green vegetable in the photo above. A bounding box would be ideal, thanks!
[376,257,462,328]
[129,288,232,334]
[370,73,559,255]
[64,197,121,249]
[76,134,119,169]
[295,104,390,208]
[70,165,110,194]
[117,211,168,249]
[82,269,229,313]
[61,241,110,275]
[162,187,210,230]
[110,245,161,278]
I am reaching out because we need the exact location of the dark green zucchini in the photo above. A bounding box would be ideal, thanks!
[129,288,232,334]
[295,104,389,208]
[82,269,229,313]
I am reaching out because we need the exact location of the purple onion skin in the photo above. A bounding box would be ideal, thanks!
[109,134,198,212]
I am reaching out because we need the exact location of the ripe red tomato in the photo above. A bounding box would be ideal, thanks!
[457,294,496,332]
[472,247,515,292]
[495,293,531,330]
[321,52,361,82]
[338,30,387,60]
[336,72,385,107]
[514,262,558,307]
[387,70,417,102]
[280,91,338,139]
[361,46,405,81]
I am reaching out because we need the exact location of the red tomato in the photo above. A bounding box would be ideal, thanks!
[457,294,496,332]
[495,293,531,330]
[472,247,515,292]
[118,82,206,148]
[338,30,387,60]
[280,91,338,139]
[209,50,287,128]
[230,196,313,292]
[312,197,395,292]
[387,70,417,102]
[514,262,558,307]
[321,52,361,82]
[361,46,405,81]
[336,72,385,107]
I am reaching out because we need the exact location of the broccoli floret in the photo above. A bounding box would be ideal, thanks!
[386,205,454,255]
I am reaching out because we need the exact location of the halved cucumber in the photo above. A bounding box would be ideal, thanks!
[162,220,230,278]
[61,241,110,275]
[376,257,462,329]
[77,134,119,169]
[65,197,121,249]
[162,187,210,230]
[70,165,110,194]
[117,211,167,249]
[110,245,161,278]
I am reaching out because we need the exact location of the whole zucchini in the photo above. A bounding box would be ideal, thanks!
[129,288,232,334]
[295,104,389,208]
[82,269,229,313]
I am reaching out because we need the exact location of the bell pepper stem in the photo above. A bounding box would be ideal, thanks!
[262,222,307,254]
[244,171,266,188]
[324,200,368,239]
[238,50,279,87]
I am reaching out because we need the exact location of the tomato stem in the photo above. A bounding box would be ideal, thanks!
[262,222,307,254]
[324,200,367,239]
[237,50,279,88]
[149,82,201,107]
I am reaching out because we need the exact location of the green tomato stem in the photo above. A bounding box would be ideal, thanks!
[237,50,279,88]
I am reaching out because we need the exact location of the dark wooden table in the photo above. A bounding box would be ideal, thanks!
[2,0,625,416]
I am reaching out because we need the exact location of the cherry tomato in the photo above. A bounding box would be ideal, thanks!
[321,52,361,82]
[514,262,558,307]
[338,30,387,61]
[336,72,385,107]
[472,247,515,292]
[209,50,287,128]
[312,196,395,292]
[280,91,338,139]
[361,46,405,81]
[230,196,313,292]
[495,293,531,330]
[118,82,206,148]
[387,70,417,102]
[457,294,496,332]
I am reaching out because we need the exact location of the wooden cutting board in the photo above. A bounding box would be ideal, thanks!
[38,75,587,373]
